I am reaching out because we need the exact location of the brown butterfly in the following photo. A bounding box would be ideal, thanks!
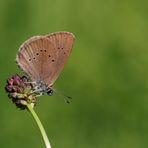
[16,32,75,96]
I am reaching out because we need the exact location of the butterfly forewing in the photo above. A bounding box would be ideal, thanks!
[45,32,74,85]
[16,32,75,88]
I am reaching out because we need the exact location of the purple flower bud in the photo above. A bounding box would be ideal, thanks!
[5,85,13,92]
[13,78,22,85]
[7,78,14,85]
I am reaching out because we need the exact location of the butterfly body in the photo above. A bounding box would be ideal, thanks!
[33,80,50,93]
[16,32,75,96]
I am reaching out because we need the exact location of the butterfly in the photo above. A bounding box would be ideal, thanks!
[16,32,75,96]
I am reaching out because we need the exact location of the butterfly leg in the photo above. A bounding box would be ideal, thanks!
[32,88,43,93]
[25,81,37,84]
[29,90,43,97]
[35,93,43,97]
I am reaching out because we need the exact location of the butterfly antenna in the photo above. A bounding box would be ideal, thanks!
[63,94,72,104]
[53,88,72,104]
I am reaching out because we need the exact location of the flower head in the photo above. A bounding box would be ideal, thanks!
[5,75,37,109]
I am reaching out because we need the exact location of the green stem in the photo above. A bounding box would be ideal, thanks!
[27,104,51,148]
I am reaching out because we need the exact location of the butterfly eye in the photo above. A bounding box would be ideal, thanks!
[47,89,54,96]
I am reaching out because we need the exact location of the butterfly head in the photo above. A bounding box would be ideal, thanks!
[47,88,54,96]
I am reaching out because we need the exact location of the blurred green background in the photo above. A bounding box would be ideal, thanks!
[1,0,148,148]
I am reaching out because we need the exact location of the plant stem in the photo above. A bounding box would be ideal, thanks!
[27,104,51,148]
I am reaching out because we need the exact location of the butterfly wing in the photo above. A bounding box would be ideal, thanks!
[16,32,75,87]
[45,32,75,86]
[16,36,55,82]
